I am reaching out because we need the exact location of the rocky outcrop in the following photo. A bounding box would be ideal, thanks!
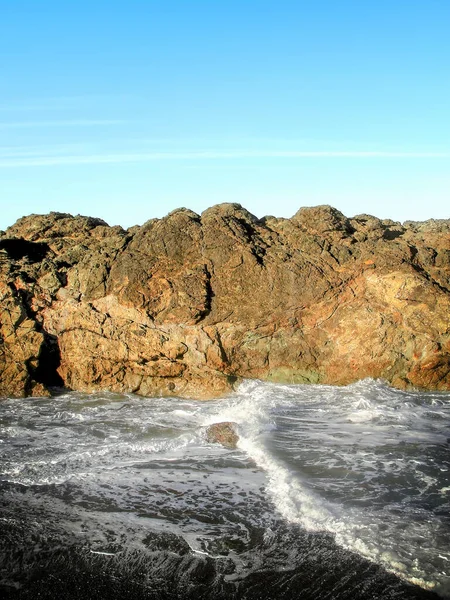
[1,205,449,398]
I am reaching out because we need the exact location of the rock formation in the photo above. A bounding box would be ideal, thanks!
[206,422,239,449]
[0,204,449,398]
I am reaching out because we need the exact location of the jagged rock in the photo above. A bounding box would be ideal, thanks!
[0,205,450,399]
[293,205,354,237]
[206,422,239,449]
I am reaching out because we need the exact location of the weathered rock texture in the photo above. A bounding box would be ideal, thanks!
[206,422,239,449]
[206,421,239,449]
[1,205,449,398]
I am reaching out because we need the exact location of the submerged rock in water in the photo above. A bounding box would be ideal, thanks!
[1,205,450,398]
[206,422,239,449]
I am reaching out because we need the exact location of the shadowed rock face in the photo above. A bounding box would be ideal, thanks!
[1,205,449,399]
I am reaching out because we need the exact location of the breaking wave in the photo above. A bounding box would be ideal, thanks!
[0,379,449,598]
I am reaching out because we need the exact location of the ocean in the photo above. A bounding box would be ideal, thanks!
[0,379,449,599]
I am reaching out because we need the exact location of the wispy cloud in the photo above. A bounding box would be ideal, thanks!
[0,149,449,168]
[0,119,125,129]
[0,94,136,112]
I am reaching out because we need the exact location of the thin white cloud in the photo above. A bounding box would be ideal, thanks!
[0,119,125,129]
[0,150,449,168]
[0,94,137,112]
[0,140,179,158]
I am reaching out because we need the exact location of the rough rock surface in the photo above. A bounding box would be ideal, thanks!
[1,205,449,398]
[206,422,239,449]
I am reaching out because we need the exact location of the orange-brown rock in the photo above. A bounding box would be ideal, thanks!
[1,205,449,398]
[206,422,239,449]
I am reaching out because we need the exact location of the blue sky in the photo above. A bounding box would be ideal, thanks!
[1,0,449,230]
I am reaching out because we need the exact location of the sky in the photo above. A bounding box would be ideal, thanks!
[1,0,449,230]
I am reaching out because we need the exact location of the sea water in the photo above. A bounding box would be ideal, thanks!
[0,379,449,599]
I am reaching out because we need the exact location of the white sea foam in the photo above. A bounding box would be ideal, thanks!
[1,380,449,596]
[198,379,450,594]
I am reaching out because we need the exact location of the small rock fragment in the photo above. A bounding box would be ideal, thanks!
[206,422,239,449]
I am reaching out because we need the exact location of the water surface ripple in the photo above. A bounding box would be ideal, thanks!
[0,379,448,599]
